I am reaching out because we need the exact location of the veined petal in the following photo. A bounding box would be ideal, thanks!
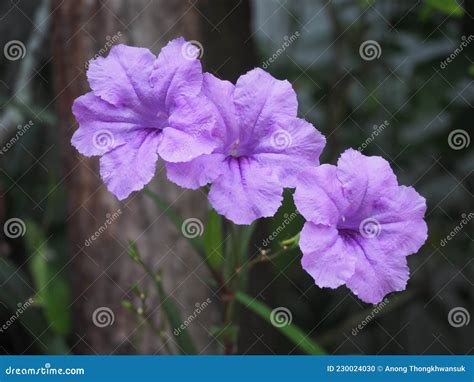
[150,37,203,109]
[208,157,283,225]
[300,222,357,288]
[233,68,297,147]
[253,118,326,186]
[165,153,226,190]
[99,130,161,200]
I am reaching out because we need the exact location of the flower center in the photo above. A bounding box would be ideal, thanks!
[228,139,240,157]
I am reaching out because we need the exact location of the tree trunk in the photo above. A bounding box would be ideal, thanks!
[52,0,217,355]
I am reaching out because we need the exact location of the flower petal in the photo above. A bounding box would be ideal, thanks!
[159,95,218,162]
[345,236,410,304]
[208,158,283,225]
[294,165,349,225]
[99,130,161,200]
[336,149,398,217]
[165,153,226,190]
[371,185,428,257]
[300,222,356,288]
[150,37,203,109]
[253,118,326,186]
[202,73,238,147]
[233,68,297,147]
[72,93,154,157]
[87,44,157,108]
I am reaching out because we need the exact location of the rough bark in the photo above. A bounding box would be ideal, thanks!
[52,0,217,355]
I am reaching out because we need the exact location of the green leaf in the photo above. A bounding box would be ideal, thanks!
[127,243,198,355]
[235,291,326,355]
[143,188,205,258]
[203,208,225,271]
[210,324,239,344]
[152,272,198,355]
[0,257,69,354]
[24,220,71,336]
[423,0,464,17]
[468,65,474,77]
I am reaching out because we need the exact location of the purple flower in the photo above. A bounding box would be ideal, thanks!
[165,69,326,224]
[71,38,217,200]
[294,149,428,304]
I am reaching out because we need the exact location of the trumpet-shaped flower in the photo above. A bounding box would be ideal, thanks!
[294,149,428,303]
[166,68,326,224]
[71,38,216,199]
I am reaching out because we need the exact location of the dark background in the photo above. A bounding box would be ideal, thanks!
[0,0,472,355]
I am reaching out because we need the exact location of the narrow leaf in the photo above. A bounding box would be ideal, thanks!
[152,273,198,355]
[235,291,326,355]
[143,188,205,258]
[203,208,224,271]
